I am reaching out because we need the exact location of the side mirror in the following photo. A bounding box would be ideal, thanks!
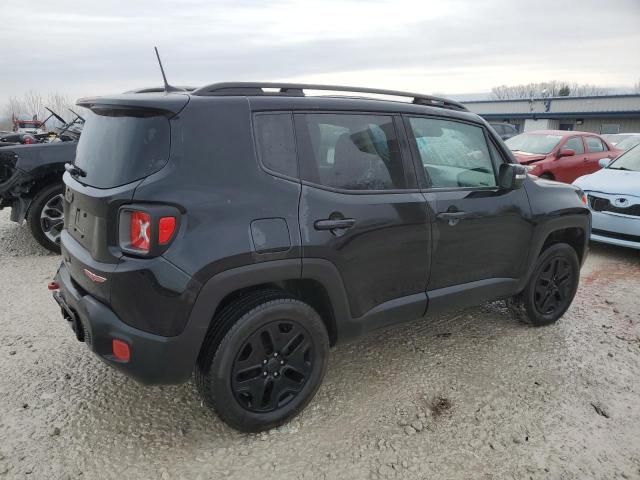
[598,158,611,168]
[558,149,576,158]
[498,163,527,190]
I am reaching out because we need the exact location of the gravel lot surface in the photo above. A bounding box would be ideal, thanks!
[1,208,639,480]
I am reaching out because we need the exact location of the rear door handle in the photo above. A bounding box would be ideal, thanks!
[314,218,356,231]
[436,211,470,220]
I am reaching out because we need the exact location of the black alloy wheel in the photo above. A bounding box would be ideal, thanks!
[533,256,573,317]
[195,290,329,432]
[231,320,313,413]
[27,183,64,253]
[515,243,580,326]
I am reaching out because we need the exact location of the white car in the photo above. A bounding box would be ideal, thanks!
[573,145,640,250]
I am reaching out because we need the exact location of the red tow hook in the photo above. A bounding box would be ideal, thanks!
[48,281,60,291]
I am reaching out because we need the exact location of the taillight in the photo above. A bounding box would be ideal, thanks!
[130,211,151,252]
[158,216,176,245]
[119,206,180,256]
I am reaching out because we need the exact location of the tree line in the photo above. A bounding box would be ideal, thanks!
[490,81,615,100]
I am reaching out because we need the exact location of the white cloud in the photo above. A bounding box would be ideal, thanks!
[0,0,638,105]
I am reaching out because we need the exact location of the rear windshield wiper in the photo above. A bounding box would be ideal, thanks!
[65,162,87,177]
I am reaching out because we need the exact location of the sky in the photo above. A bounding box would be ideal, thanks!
[0,0,639,107]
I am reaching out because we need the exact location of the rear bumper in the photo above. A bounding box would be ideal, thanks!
[53,262,202,385]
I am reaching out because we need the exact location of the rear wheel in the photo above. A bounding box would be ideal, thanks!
[511,243,580,326]
[195,290,329,432]
[27,183,64,253]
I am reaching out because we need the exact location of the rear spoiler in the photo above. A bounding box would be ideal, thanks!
[77,93,189,116]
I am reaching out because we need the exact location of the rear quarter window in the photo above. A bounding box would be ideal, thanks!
[253,113,298,178]
[585,136,606,152]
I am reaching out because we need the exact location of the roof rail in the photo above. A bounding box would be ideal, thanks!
[190,82,468,111]
[125,86,195,94]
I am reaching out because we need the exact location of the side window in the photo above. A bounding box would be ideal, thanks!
[564,137,585,154]
[586,136,606,153]
[488,141,506,169]
[296,113,406,190]
[408,117,496,188]
[254,113,298,178]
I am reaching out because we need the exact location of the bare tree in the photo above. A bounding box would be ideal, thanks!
[22,90,46,121]
[1,91,76,131]
[1,96,25,130]
[45,92,74,126]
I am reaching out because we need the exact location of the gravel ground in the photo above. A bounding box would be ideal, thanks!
[1,208,639,480]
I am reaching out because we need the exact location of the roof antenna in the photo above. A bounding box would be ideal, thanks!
[154,46,180,92]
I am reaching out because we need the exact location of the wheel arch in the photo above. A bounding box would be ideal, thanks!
[187,259,350,365]
[540,227,587,262]
[524,215,589,286]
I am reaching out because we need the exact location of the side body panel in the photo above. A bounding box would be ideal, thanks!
[144,96,303,281]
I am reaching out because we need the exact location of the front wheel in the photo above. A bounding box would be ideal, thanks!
[195,291,329,432]
[27,183,64,253]
[512,243,580,326]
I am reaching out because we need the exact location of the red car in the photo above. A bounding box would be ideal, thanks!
[505,130,622,183]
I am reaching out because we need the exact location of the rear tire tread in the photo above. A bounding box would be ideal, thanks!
[195,290,329,432]
[26,182,64,254]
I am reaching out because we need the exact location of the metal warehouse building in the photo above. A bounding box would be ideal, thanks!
[463,94,640,134]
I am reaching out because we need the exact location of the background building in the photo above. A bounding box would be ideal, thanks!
[463,94,640,133]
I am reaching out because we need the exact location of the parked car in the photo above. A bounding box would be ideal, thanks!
[489,122,519,140]
[0,112,83,252]
[614,134,640,151]
[573,144,640,249]
[51,83,589,432]
[601,133,640,147]
[1,108,82,147]
[505,130,622,183]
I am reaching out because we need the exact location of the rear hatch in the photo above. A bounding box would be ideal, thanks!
[61,94,188,300]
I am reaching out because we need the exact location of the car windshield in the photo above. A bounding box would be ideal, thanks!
[607,145,640,172]
[615,135,640,151]
[505,133,562,154]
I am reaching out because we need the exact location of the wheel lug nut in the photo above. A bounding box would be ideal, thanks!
[274,352,279,357]
[274,372,279,377]
[263,371,268,377]
[280,360,285,365]
[263,360,268,365]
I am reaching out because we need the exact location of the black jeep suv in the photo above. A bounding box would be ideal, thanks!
[52,83,590,432]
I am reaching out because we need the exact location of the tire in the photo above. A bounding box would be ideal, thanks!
[540,173,554,180]
[27,183,64,254]
[512,243,580,327]
[195,290,329,432]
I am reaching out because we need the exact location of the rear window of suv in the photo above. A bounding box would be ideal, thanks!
[74,109,171,188]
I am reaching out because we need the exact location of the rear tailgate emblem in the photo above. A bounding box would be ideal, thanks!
[83,269,107,283]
